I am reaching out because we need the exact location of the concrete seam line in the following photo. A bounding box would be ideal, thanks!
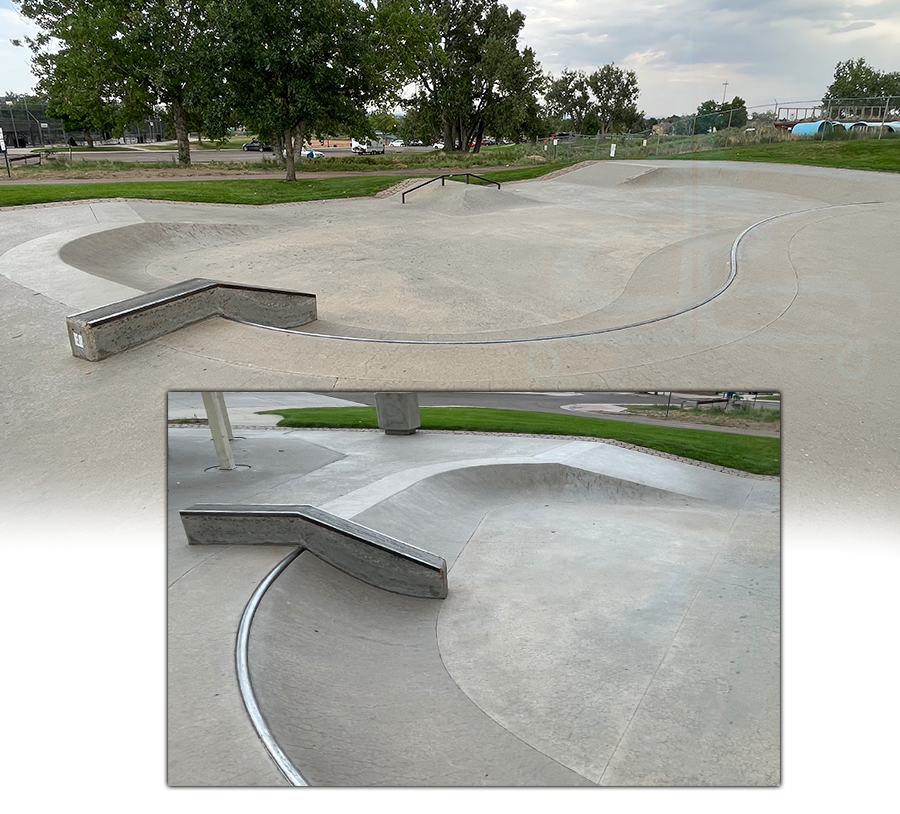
[227,201,883,345]
[236,546,309,787]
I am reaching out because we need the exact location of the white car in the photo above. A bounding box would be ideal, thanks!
[300,148,324,158]
[432,141,445,150]
[390,139,405,147]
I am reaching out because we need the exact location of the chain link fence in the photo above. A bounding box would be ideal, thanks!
[533,96,899,162]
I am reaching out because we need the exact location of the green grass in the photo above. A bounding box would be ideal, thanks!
[0,175,403,207]
[664,137,900,172]
[448,163,574,184]
[259,406,780,475]
[627,404,781,423]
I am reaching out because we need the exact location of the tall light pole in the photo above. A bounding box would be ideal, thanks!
[5,101,20,148]
[22,97,44,147]
[721,81,729,105]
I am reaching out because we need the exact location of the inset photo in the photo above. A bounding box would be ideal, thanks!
[167,390,780,787]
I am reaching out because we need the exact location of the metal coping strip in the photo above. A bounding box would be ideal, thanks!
[236,546,309,786]
[228,201,882,345]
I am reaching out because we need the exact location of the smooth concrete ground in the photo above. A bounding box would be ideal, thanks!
[1,160,897,799]
[2,161,895,534]
[166,416,779,786]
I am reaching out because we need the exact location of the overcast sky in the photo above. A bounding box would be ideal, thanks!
[2,0,898,116]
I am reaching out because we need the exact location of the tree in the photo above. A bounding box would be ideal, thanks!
[545,69,592,132]
[402,0,543,152]
[204,0,389,180]
[369,109,399,140]
[16,0,212,164]
[694,100,723,134]
[544,63,640,135]
[823,58,900,118]
[586,63,640,134]
[720,95,748,129]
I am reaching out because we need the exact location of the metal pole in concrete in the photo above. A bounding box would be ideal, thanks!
[879,96,890,140]
[201,391,236,469]
[212,391,235,439]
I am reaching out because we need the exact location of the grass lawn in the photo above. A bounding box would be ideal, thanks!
[664,137,900,172]
[627,404,781,425]
[448,163,574,184]
[0,175,403,207]
[259,406,780,475]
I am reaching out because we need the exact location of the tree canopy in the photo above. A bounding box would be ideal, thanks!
[402,0,543,151]
[16,0,212,163]
[545,64,640,134]
[201,0,389,180]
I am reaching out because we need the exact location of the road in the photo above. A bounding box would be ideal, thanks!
[43,145,438,163]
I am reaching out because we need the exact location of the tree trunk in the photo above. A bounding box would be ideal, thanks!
[171,96,191,165]
[84,130,94,148]
[284,125,297,181]
[442,117,452,152]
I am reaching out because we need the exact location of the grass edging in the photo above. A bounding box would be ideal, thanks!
[259,406,780,476]
[0,175,404,207]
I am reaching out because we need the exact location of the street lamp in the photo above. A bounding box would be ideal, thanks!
[5,101,20,148]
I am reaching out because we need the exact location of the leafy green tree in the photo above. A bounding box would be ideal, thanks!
[369,109,399,140]
[823,58,900,117]
[544,63,640,135]
[720,96,748,128]
[586,63,640,134]
[203,0,389,180]
[16,0,212,164]
[545,69,592,132]
[402,0,543,152]
[694,100,723,134]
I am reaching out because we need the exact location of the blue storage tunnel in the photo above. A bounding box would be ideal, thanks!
[791,120,834,136]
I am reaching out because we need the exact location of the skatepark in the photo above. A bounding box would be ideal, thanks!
[1,158,897,794]
[166,393,780,786]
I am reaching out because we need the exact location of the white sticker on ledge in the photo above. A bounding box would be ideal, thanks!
[73,332,84,348]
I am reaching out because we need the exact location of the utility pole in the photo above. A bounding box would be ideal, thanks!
[722,81,729,104]
[5,101,20,148]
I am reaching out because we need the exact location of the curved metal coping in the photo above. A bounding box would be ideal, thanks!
[228,201,882,345]
[236,546,309,786]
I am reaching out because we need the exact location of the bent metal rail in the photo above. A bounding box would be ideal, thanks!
[180,503,449,599]
[401,173,501,203]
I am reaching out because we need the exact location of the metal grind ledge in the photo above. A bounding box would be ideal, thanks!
[180,504,448,599]
[65,277,316,361]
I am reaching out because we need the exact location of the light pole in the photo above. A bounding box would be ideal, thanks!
[5,101,20,148]
[23,97,44,148]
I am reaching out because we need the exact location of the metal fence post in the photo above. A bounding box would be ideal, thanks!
[879,97,891,139]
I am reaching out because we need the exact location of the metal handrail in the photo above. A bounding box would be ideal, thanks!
[402,173,500,203]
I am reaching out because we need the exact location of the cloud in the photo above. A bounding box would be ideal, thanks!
[828,21,878,34]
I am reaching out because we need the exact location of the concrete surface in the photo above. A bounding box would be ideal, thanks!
[2,160,897,801]
[167,419,779,786]
[1,161,893,529]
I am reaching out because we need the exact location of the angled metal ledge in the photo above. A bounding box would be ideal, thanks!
[181,503,448,599]
[66,277,316,360]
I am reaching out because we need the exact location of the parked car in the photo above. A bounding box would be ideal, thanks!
[432,141,445,150]
[300,148,324,158]
[242,139,272,151]
[390,139,405,147]
[408,139,423,146]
